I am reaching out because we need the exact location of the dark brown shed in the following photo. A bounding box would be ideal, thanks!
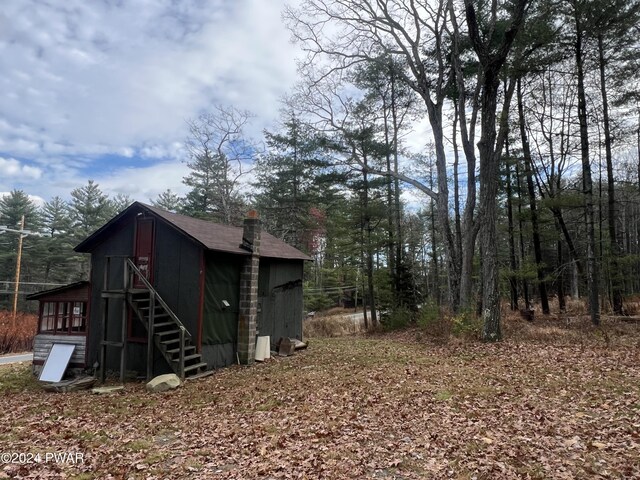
[64,202,308,381]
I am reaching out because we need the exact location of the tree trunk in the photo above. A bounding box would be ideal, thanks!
[557,233,566,312]
[382,95,397,301]
[452,103,463,270]
[518,79,550,315]
[427,104,461,313]
[575,11,601,325]
[515,159,530,307]
[429,167,440,305]
[572,261,580,299]
[598,34,624,315]
[362,156,377,328]
[505,142,519,310]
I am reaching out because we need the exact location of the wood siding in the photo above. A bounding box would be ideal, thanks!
[257,259,304,346]
[33,334,86,366]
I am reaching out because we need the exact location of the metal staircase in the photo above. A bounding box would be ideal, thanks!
[124,259,209,381]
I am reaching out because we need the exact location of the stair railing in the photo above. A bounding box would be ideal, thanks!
[125,258,188,380]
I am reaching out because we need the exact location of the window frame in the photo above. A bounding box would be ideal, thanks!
[38,300,88,335]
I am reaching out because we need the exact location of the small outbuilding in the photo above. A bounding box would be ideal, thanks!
[27,281,90,375]
[29,202,309,381]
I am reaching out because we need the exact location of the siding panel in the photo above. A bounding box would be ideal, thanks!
[33,334,86,366]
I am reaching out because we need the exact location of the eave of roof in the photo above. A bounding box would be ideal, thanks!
[75,202,311,261]
[26,281,90,300]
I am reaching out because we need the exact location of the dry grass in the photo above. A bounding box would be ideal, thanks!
[303,308,365,338]
[501,301,640,348]
[0,311,37,354]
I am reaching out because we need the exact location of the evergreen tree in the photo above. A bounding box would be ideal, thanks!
[151,189,183,212]
[110,193,133,214]
[254,113,333,250]
[38,197,77,283]
[69,180,113,240]
[0,190,41,309]
[69,181,113,279]
[181,106,252,224]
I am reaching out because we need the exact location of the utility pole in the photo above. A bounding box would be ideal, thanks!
[1,217,39,328]
[12,215,25,327]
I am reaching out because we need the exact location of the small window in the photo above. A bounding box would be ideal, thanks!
[70,302,87,333]
[39,301,88,335]
[40,302,57,333]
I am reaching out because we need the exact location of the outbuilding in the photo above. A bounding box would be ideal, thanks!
[30,202,309,381]
[26,281,90,375]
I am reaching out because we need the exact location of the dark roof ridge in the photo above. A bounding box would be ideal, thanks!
[76,202,311,261]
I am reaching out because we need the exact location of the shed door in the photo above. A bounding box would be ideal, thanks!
[272,283,302,340]
[134,217,155,288]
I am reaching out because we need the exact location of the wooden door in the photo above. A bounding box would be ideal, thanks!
[134,218,154,288]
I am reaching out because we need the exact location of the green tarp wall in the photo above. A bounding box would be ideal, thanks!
[201,252,241,367]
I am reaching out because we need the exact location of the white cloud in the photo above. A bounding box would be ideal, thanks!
[94,161,191,202]
[0,156,42,180]
[0,0,301,202]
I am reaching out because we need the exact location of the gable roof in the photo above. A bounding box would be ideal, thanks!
[75,202,311,261]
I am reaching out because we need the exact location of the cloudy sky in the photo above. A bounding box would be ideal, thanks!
[0,0,301,204]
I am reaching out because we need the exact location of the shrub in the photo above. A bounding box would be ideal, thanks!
[417,302,440,329]
[0,311,37,354]
[304,291,335,312]
[450,309,482,337]
[380,307,414,331]
[417,304,482,341]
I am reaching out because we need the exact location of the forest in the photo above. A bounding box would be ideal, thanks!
[2,0,640,342]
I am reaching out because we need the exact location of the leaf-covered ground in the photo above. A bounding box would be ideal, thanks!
[1,325,639,479]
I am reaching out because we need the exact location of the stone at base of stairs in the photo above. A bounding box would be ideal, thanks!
[146,373,181,392]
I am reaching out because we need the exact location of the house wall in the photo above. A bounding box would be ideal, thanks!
[86,217,143,373]
[257,259,304,347]
[200,251,242,369]
[152,220,202,343]
[32,334,86,372]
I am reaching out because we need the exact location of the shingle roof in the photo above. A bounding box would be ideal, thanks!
[26,281,89,300]
[75,202,311,261]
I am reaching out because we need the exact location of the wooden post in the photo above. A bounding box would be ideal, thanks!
[179,326,185,381]
[147,294,155,381]
[100,298,108,383]
[11,215,25,327]
[120,258,128,383]
[120,299,126,383]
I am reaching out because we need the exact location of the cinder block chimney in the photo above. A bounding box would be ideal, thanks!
[237,210,261,365]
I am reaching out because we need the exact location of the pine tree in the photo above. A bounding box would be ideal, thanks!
[181,106,252,224]
[0,190,41,309]
[151,189,183,212]
[110,193,132,214]
[69,180,113,240]
[254,113,333,250]
[38,197,77,283]
[69,181,113,278]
